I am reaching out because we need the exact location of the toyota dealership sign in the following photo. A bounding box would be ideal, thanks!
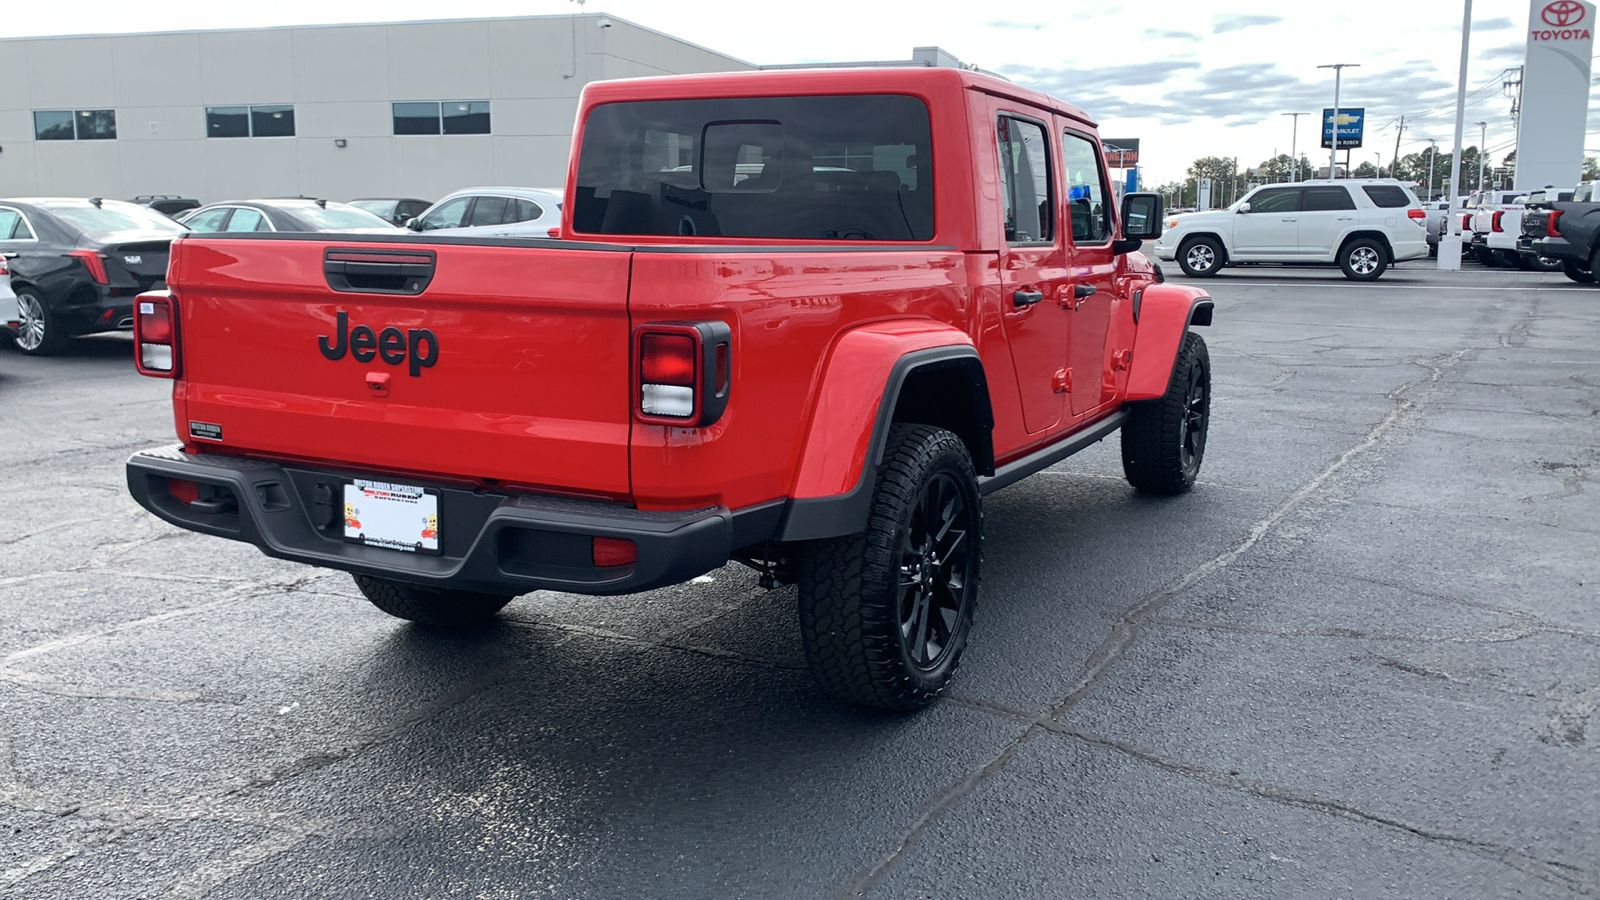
[1516,0,1595,189]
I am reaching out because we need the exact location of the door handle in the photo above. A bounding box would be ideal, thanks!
[1281,217,1297,222]
[1012,289,1044,308]
[1074,283,1097,298]
[1336,216,1355,221]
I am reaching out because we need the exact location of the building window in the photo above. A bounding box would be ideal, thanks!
[393,101,491,135]
[34,109,117,141]
[206,105,295,138]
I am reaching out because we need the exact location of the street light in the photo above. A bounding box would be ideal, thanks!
[1282,112,1308,181]
[1373,152,1383,178]
[1318,63,1360,179]
[1474,120,1487,190]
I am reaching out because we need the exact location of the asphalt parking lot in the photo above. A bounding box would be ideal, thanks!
[1,262,1597,898]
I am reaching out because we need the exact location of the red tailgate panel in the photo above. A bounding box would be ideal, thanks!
[174,239,633,496]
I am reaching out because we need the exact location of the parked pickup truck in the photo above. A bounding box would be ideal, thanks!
[126,68,1213,710]
[1521,186,1600,284]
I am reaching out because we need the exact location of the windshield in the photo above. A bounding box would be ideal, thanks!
[288,204,399,231]
[46,201,189,236]
[574,93,933,240]
[348,200,398,217]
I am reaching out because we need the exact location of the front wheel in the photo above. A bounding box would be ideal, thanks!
[1340,239,1388,281]
[353,575,513,628]
[797,425,982,711]
[1177,237,1224,277]
[1122,332,1210,495]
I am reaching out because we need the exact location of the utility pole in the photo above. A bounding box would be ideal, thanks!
[1319,63,1360,179]
[1283,112,1308,181]
[1440,0,1472,272]
[1391,115,1405,182]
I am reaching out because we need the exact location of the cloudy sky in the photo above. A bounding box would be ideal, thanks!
[6,0,1588,182]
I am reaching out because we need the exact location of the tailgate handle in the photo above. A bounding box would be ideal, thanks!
[324,249,436,295]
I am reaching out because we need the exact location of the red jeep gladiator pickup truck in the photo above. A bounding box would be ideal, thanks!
[127,68,1213,710]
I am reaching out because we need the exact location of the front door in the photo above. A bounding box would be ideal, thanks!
[1232,186,1302,257]
[1060,129,1119,416]
[995,113,1071,435]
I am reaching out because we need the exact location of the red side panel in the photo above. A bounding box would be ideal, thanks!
[173,238,634,496]
[626,250,974,510]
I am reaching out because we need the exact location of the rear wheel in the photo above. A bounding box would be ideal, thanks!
[1339,238,1388,281]
[353,574,513,628]
[1493,249,1522,268]
[1561,260,1596,284]
[797,425,981,711]
[1177,237,1224,277]
[1520,254,1562,272]
[1122,332,1210,495]
[13,289,66,356]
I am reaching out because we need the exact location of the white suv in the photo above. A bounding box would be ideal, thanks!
[1154,179,1428,280]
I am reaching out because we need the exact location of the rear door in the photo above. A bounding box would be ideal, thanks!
[175,238,634,495]
[1298,185,1358,257]
[994,111,1070,435]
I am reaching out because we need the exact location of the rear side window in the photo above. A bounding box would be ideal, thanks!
[506,198,543,223]
[573,94,933,240]
[1303,186,1356,211]
[997,116,1052,244]
[1362,185,1412,208]
[0,208,31,239]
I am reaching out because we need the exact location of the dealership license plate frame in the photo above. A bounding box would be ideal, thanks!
[342,479,442,555]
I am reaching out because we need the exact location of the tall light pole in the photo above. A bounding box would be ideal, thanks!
[1440,0,1473,272]
[1283,112,1308,181]
[1474,120,1488,190]
[1373,152,1384,178]
[1319,64,1360,179]
[1427,138,1438,199]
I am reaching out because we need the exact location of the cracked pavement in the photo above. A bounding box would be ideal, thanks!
[1,264,1597,898]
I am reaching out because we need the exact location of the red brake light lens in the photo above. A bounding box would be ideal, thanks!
[640,333,697,386]
[69,249,108,284]
[1491,211,1504,232]
[1548,210,1563,236]
[1406,208,1426,219]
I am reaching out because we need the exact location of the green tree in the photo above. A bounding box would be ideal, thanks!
[1583,156,1599,181]
[1353,161,1380,178]
[1185,156,1246,208]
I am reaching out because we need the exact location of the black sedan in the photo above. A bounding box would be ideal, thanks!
[178,199,400,234]
[347,197,433,226]
[0,198,187,355]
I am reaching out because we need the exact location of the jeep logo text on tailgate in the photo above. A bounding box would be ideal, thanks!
[318,310,438,376]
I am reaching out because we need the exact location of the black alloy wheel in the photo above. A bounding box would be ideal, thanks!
[896,471,975,670]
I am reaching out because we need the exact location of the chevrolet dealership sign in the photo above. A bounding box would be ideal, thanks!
[1515,0,1595,189]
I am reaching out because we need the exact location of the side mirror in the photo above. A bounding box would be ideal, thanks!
[1114,192,1163,254]
[405,217,424,232]
[1236,201,1252,213]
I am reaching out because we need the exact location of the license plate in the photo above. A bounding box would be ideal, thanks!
[343,479,440,554]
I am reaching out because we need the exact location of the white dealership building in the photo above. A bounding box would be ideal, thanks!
[0,14,757,202]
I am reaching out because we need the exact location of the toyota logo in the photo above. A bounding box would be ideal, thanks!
[1542,0,1585,27]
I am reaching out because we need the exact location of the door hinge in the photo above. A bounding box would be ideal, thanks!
[1052,368,1071,393]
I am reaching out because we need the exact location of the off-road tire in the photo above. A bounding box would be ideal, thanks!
[1121,332,1210,494]
[1177,236,1224,277]
[1339,238,1388,281]
[354,574,513,628]
[13,288,66,356]
[1561,260,1596,284]
[797,424,982,711]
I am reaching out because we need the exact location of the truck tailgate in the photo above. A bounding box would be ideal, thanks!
[172,238,633,496]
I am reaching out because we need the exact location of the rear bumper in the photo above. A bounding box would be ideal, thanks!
[126,445,783,596]
[1527,236,1585,263]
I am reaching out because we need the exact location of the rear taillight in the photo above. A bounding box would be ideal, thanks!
[1462,213,1472,230]
[634,321,732,426]
[68,249,108,284]
[134,291,178,377]
[592,536,637,568]
[1407,208,1426,219]
[1491,211,1504,232]
[1547,210,1563,237]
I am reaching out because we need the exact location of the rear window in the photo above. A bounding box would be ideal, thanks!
[291,205,396,231]
[1361,185,1412,208]
[573,94,933,241]
[46,202,188,235]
